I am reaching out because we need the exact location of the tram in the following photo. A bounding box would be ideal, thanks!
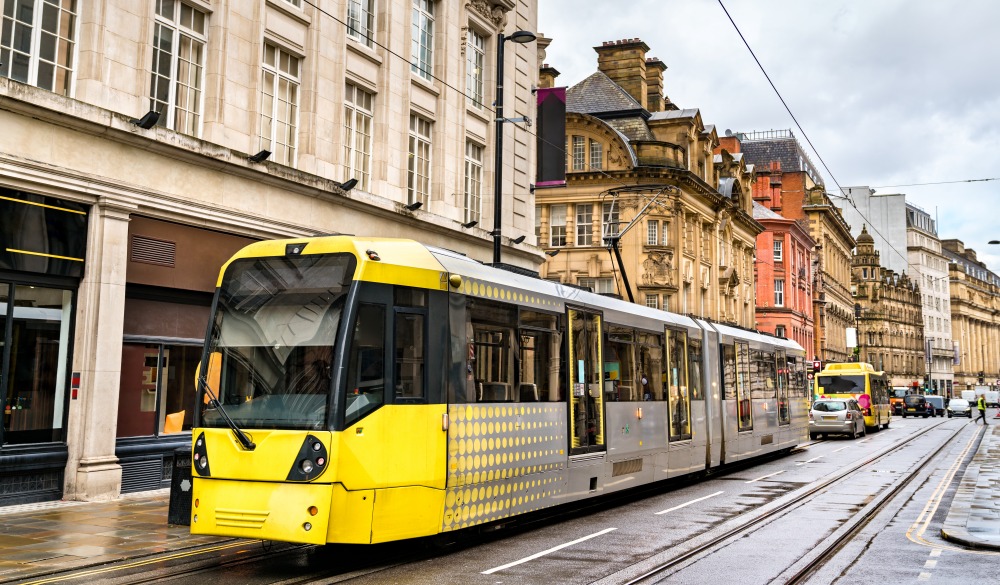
[190,236,810,545]
[814,362,891,430]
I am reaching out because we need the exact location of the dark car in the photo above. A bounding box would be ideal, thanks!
[925,395,946,417]
[902,394,932,418]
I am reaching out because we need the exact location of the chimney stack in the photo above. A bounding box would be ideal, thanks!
[538,63,560,89]
[594,39,650,110]
[645,57,666,112]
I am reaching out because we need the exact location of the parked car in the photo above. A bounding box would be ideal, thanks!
[902,394,932,418]
[925,395,946,417]
[947,398,972,418]
[810,398,866,440]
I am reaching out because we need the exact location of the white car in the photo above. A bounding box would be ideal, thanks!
[947,398,972,418]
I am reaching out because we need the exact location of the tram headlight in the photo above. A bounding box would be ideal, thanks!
[303,522,313,531]
[199,456,209,470]
[300,459,314,474]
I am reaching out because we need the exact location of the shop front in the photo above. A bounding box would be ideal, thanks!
[0,189,88,505]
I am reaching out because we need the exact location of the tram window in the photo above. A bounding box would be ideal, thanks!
[346,303,385,426]
[394,312,425,401]
[394,287,427,307]
[749,349,776,399]
[605,325,637,401]
[688,337,703,400]
[637,332,664,401]
[776,350,790,424]
[722,344,737,400]
[473,326,513,401]
[736,342,753,431]
[519,310,563,402]
[667,329,691,441]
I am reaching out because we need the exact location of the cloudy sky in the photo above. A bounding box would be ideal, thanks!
[537,0,1000,270]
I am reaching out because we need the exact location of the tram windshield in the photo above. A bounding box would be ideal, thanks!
[816,374,864,394]
[200,253,356,430]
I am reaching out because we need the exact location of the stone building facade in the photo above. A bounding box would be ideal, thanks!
[852,226,925,388]
[906,204,954,395]
[534,39,760,327]
[943,240,1000,391]
[0,0,539,504]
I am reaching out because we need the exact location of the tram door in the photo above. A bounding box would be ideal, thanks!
[567,308,605,454]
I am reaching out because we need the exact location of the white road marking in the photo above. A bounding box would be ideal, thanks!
[796,455,824,466]
[918,572,932,580]
[832,446,849,453]
[746,470,785,483]
[929,549,942,557]
[654,491,724,515]
[481,527,618,574]
[924,560,938,568]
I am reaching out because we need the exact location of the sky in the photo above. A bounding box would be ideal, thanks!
[537,0,1000,270]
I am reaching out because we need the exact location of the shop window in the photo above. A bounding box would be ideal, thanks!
[117,342,199,437]
[2,284,73,445]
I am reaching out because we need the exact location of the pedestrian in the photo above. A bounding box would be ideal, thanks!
[974,394,988,425]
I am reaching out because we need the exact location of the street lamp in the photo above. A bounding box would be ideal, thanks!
[492,30,537,264]
[854,303,862,363]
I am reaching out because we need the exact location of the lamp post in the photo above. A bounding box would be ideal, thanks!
[854,303,862,363]
[492,30,537,264]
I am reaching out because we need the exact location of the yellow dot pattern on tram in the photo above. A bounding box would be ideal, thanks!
[442,403,567,532]
[459,277,559,310]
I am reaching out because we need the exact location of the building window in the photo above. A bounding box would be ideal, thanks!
[576,203,592,246]
[535,204,541,241]
[347,0,375,47]
[647,220,658,246]
[149,0,206,135]
[117,342,199,437]
[550,204,566,247]
[344,83,374,190]
[662,222,670,246]
[774,279,784,307]
[579,277,614,294]
[1,0,77,95]
[645,294,658,309]
[1,283,73,445]
[775,325,786,338]
[590,139,603,170]
[411,0,433,79]
[773,240,783,262]
[463,141,483,224]
[572,136,586,171]
[282,0,301,6]
[466,28,484,108]
[407,114,431,206]
[602,202,619,238]
[259,44,300,166]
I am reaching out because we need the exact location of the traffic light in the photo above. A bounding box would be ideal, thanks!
[812,360,822,373]
[979,371,985,384]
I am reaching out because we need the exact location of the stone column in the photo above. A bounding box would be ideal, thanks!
[63,196,136,501]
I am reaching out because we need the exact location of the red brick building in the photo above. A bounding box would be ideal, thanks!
[751,202,815,352]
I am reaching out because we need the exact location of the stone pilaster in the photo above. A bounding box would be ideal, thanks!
[63,196,136,501]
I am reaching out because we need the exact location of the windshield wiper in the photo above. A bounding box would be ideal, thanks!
[198,375,256,451]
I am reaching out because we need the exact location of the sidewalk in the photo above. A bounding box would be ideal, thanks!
[0,489,231,584]
[2,422,999,583]
[941,419,1000,549]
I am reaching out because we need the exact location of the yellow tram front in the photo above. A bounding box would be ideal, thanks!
[190,237,450,545]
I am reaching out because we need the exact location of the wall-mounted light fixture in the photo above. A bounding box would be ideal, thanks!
[248,150,271,163]
[337,178,358,192]
[405,201,423,211]
[130,110,160,129]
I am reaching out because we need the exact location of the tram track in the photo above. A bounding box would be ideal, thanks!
[613,419,964,585]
